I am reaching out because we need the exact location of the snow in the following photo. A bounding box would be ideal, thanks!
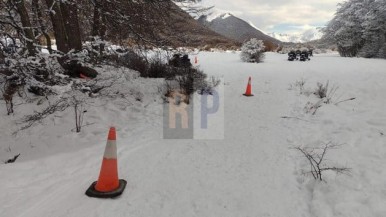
[1,52,386,217]
[268,28,324,43]
[204,12,232,22]
[41,45,57,54]
[0,37,16,46]
[220,13,232,19]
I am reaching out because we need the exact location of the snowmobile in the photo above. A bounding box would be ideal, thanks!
[288,51,297,61]
[169,54,192,68]
[299,51,310,61]
[295,50,301,57]
[308,49,313,57]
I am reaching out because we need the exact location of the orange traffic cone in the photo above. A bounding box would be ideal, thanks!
[243,77,254,97]
[86,127,127,198]
[194,56,198,64]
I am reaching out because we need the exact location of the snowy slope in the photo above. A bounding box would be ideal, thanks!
[1,52,386,217]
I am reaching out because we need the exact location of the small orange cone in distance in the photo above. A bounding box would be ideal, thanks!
[85,127,127,198]
[243,77,254,97]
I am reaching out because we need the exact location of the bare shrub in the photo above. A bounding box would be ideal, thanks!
[160,67,220,104]
[197,76,221,95]
[294,142,351,181]
[304,99,324,115]
[146,59,170,78]
[167,90,189,105]
[289,78,306,94]
[325,85,339,104]
[159,80,177,103]
[295,78,306,91]
[1,74,25,115]
[159,80,189,104]
[314,81,339,104]
[175,67,207,100]
[315,81,328,98]
[334,97,356,105]
[18,97,69,132]
[71,95,87,133]
[18,93,90,134]
[116,50,148,76]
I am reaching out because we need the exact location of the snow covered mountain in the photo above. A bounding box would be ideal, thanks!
[197,13,281,46]
[153,3,239,48]
[268,28,324,43]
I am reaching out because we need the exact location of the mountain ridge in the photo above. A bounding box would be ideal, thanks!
[136,3,240,48]
[268,28,323,43]
[197,13,281,48]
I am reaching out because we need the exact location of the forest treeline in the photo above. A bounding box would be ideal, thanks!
[323,0,386,58]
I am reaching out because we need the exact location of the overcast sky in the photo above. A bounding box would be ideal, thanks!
[199,0,344,34]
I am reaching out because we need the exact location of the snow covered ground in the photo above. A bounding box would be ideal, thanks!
[1,52,386,217]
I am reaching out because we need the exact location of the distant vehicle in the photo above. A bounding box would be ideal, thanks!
[295,50,301,57]
[169,54,192,68]
[299,50,310,61]
[308,49,313,57]
[288,51,297,61]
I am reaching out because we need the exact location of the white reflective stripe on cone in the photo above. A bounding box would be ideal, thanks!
[103,140,117,159]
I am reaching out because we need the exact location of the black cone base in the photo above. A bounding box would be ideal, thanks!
[85,179,127,198]
[243,94,254,97]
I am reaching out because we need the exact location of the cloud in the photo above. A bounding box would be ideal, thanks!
[200,0,344,33]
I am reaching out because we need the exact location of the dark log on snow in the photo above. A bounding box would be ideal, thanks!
[63,60,98,78]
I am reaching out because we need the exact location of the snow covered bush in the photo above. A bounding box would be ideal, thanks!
[18,66,140,132]
[0,52,72,115]
[240,38,265,63]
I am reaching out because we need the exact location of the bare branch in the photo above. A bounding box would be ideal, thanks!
[294,142,351,181]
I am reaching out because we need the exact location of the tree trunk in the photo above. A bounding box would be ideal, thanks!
[60,1,82,52]
[13,0,36,56]
[92,1,101,37]
[44,0,69,53]
[99,0,108,53]
[92,0,107,54]
[32,0,52,54]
